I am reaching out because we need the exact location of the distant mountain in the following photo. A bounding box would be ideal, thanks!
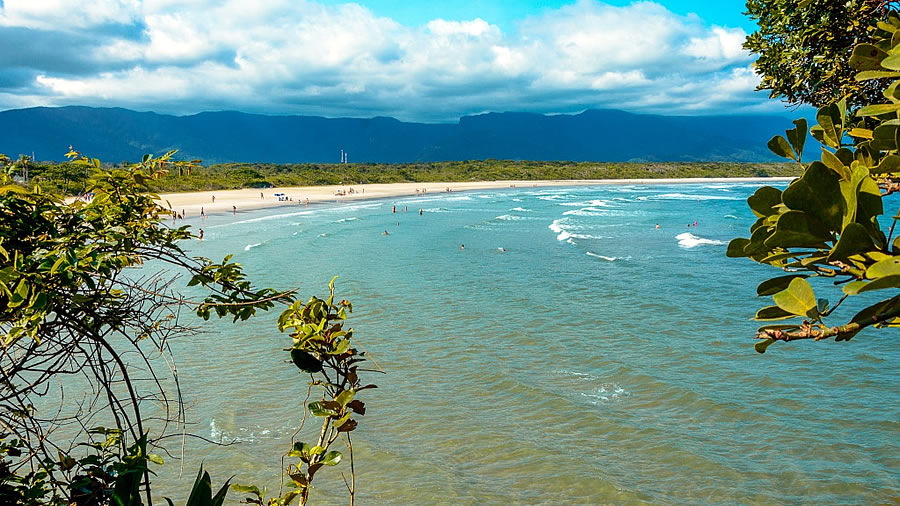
[0,106,793,164]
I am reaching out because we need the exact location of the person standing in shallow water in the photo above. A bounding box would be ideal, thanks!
[198,228,204,240]
[232,205,236,215]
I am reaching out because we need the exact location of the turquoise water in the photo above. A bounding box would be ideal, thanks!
[158,182,898,504]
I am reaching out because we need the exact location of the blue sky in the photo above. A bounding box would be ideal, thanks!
[316,1,757,33]
[0,0,782,122]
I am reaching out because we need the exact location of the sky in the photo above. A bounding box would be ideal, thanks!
[0,0,786,122]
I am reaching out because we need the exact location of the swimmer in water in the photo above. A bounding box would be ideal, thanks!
[498,247,506,253]
[198,228,204,240]
[383,230,389,236]
[460,244,465,250]
[655,224,659,229]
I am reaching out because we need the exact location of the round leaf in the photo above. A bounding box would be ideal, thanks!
[772,278,817,316]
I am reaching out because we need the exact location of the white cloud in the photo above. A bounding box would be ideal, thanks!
[0,0,140,29]
[0,0,768,120]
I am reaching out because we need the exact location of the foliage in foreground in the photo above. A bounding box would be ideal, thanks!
[0,150,375,504]
[744,0,887,110]
[731,9,900,351]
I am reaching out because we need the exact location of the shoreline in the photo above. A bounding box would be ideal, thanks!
[155,177,793,218]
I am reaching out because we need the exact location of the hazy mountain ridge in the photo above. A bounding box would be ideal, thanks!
[0,106,792,163]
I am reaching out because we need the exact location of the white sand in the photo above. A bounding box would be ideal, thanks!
[155,178,794,218]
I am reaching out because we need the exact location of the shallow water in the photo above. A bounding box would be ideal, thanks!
[152,182,898,504]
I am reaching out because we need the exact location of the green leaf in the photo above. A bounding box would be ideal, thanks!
[867,256,900,279]
[843,297,900,340]
[844,275,900,295]
[857,103,900,117]
[754,338,776,354]
[755,305,796,321]
[787,118,807,159]
[231,484,261,496]
[756,275,808,296]
[335,389,355,407]
[881,53,900,70]
[726,238,751,258]
[148,453,164,465]
[764,211,832,249]
[820,148,850,180]
[850,43,889,71]
[308,401,339,417]
[827,223,877,262]
[321,450,342,466]
[781,161,844,231]
[291,349,323,373]
[747,186,782,217]
[816,104,842,148]
[871,154,900,174]
[766,135,795,160]
[186,468,213,506]
[772,278,817,317]
[856,70,900,80]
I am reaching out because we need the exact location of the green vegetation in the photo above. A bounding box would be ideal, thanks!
[730,5,900,351]
[19,158,799,196]
[0,150,375,504]
[744,0,885,110]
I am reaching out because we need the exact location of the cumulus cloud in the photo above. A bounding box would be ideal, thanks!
[0,0,775,121]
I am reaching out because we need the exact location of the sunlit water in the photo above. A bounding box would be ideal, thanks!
[149,182,898,504]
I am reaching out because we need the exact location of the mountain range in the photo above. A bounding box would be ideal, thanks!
[0,106,795,164]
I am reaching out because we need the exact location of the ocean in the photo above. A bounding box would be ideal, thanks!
[156,181,899,504]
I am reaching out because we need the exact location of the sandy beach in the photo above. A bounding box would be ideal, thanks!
[156,177,794,218]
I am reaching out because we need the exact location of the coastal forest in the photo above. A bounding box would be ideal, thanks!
[10,158,798,196]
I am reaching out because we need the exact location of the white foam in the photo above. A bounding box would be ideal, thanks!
[244,242,262,251]
[638,193,741,202]
[227,209,314,225]
[510,207,530,212]
[559,199,610,207]
[724,214,739,219]
[676,232,725,248]
[563,208,606,217]
[586,252,617,261]
[549,219,566,234]
[557,230,573,241]
[335,217,359,223]
[496,214,525,221]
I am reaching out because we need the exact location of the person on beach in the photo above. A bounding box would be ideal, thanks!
[232,205,237,215]
[212,195,215,203]
[260,192,264,199]
[200,207,204,217]
[182,209,185,218]
[198,228,204,240]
